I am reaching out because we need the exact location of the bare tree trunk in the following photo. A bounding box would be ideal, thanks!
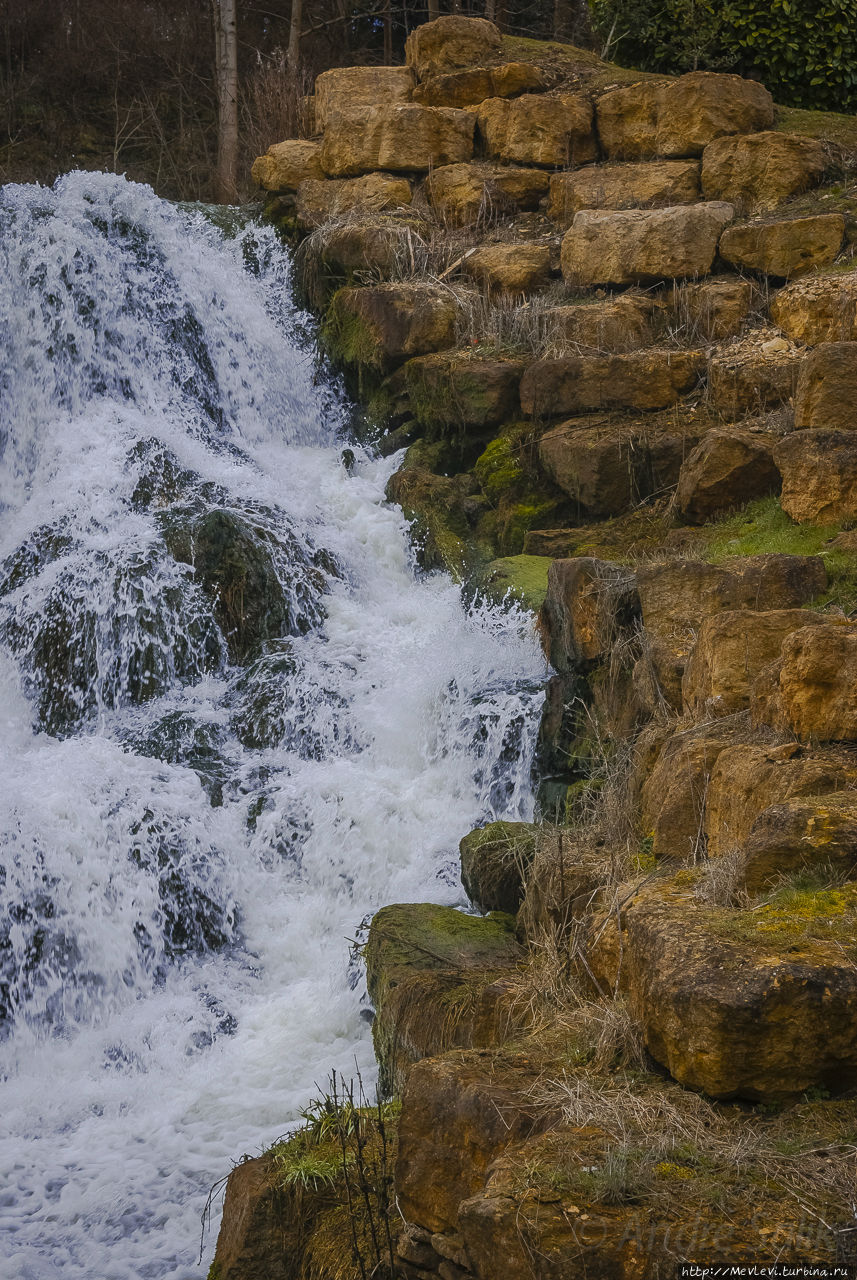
[428,0,440,21]
[288,0,303,71]
[212,0,239,203]
[484,0,496,21]
[383,0,392,63]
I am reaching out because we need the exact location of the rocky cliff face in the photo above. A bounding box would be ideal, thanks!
[212,15,857,1278]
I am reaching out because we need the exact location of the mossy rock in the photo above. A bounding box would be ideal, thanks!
[459,820,539,914]
[386,464,493,579]
[365,903,522,1094]
[473,554,552,611]
[161,506,327,663]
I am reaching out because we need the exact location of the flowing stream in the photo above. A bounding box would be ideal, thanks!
[0,172,543,1279]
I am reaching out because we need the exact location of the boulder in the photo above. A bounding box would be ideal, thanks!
[295,172,413,230]
[473,555,552,612]
[672,278,753,341]
[752,621,857,742]
[320,104,474,177]
[719,214,845,280]
[674,427,780,523]
[425,161,549,225]
[365,903,523,1093]
[476,93,597,168]
[708,337,800,419]
[386,464,488,579]
[546,159,700,227]
[775,429,857,524]
[325,283,456,371]
[463,242,551,292]
[642,721,744,859]
[589,879,857,1099]
[396,1050,550,1234]
[211,1153,303,1280]
[314,65,414,130]
[682,608,827,717]
[403,352,524,428]
[705,741,853,859]
[538,413,706,518]
[310,219,424,278]
[561,203,734,287]
[521,349,705,417]
[250,139,325,192]
[405,15,503,80]
[742,793,857,893]
[794,342,857,430]
[770,269,857,344]
[701,132,826,213]
[538,556,640,672]
[459,820,538,914]
[412,62,546,108]
[546,294,658,352]
[596,71,773,160]
[637,553,826,639]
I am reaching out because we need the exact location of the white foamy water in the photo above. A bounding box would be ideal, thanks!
[0,172,543,1278]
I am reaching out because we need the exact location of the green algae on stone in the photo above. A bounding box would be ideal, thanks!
[473,553,552,611]
[460,820,539,914]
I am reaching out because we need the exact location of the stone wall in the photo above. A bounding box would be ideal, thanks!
[211,16,857,1278]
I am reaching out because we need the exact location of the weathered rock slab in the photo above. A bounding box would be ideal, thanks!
[547,159,700,227]
[477,93,597,168]
[701,131,826,213]
[719,214,844,280]
[320,104,474,177]
[775,429,857,524]
[794,342,857,430]
[675,427,780,523]
[561,203,734,286]
[521,349,705,416]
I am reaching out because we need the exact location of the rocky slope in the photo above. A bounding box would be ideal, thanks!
[211,15,857,1278]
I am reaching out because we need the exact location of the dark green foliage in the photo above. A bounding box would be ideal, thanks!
[588,0,857,112]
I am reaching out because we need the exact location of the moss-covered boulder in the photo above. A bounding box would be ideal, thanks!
[473,554,551,612]
[403,351,524,431]
[385,463,493,579]
[365,902,523,1094]
[459,820,538,914]
[323,283,457,378]
[162,507,326,664]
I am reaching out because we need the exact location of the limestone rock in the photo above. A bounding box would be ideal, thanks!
[385,464,485,578]
[675,427,780,523]
[250,139,325,192]
[476,93,597,168]
[295,172,413,230]
[211,1154,295,1280]
[545,294,658,352]
[770,269,857,344]
[701,132,826,213]
[412,62,546,108]
[682,607,826,717]
[425,161,549,225]
[396,1050,550,1234]
[708,338,800,419]
[589,879,857,1099]
[311,219,424,278]
[538,413,706,518]
[794,342,857,430]
[405,14,503,80]
[637,553,826,639]
[561,203,734,287]
[325,283,456,371]
[672,278,753,341]
[463,242,551,292]
[320,104,474,177]
[642,721,744,859]
[521,349,705,416]
[547,159,700,227]
[775,429,857,524]
[596,71,773,160]
[314,65,414,130]
[459,820,538,914]
[402,352,524,428]
[753,621,857,742]
[705,741,852,859]
[719,214,844,280]
[365,903,522,1092]
[742,793,857,893]
[538,556,639,672]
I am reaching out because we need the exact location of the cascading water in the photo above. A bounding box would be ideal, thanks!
[0,171,544,1279]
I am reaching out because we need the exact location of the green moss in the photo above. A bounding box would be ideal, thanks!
[775,106,857,156]
[322,292,377,369]
[473,553,552,612]
[474,435,525,503]
[207,1265,222,1280]
[700,495,857,611]
[713,880,857,950]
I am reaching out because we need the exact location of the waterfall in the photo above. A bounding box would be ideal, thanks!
[0,171,543,1279]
